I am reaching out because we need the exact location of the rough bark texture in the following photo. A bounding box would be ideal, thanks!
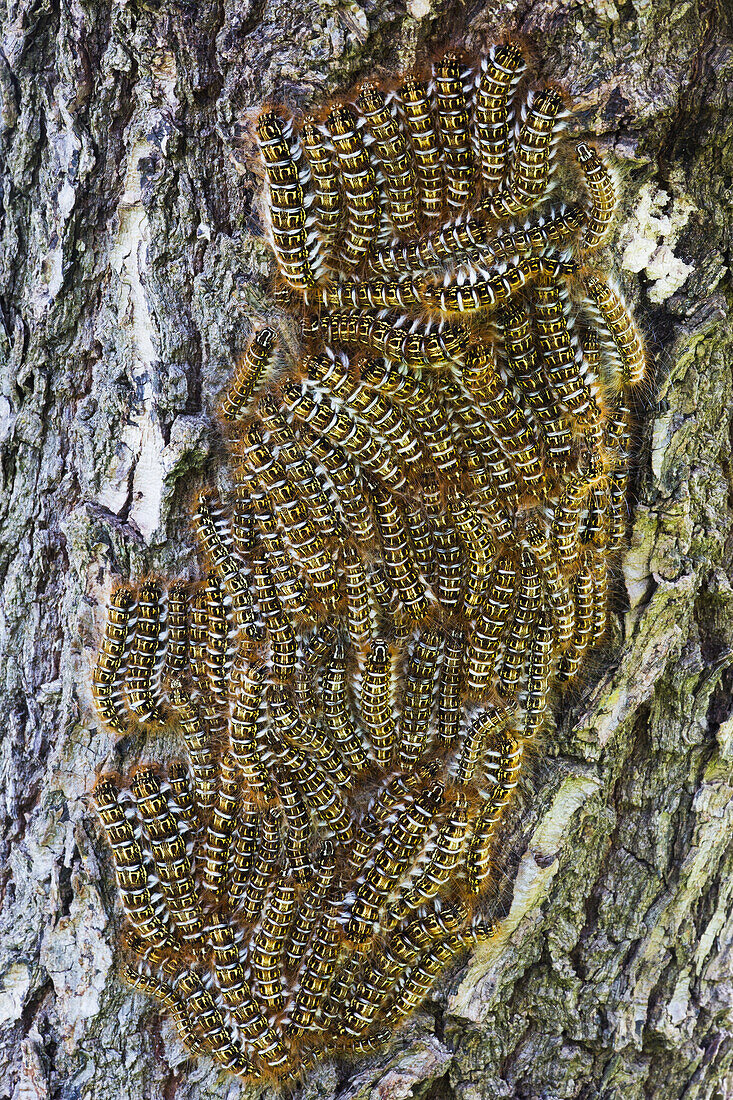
[0,1,732,1098]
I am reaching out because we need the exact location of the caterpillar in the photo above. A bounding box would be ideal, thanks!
[250,877,297,1014]
[300,117,342,240]
[92,586,135,734]
[583,272,646,387]
[124,579,166,725]
[396,77,444,222]
[433,53,476,214]
[93,776,175,949]
[131,767,206,940]
[398,628,443,769]
[326,105,381,273]
[346,784,444,943]
[208,919,292,1069]
[286,841,336,971]
[361,639,398,770]
[473,43,526,190]
[256,111,322,290]
[356,83,418,237]
[575,142,617,251]
[321,642,370,773]
[201,752,241,899]
[219,327,277,423]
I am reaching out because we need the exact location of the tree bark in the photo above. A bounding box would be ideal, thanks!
[1,1,732,1099]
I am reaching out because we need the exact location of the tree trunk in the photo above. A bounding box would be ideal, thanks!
[1,1,732,1099]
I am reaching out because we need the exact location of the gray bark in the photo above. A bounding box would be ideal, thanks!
[1,1,732,1099]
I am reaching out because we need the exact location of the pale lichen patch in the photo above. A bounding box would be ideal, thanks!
[620,177,695,303]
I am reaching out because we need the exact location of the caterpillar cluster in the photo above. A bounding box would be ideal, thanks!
[91,41,643,1086]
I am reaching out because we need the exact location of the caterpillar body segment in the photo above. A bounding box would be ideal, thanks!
[256,111,322,290]
[473,43,526,191]
[93,776,176,949]
[300,428,376,545]
[396,77,444,222]
[361,639,398,769]
[433,53,476,215]
[326,105,381,273]
[273,736,353,840]
[448,489,495,611]
[125,579,166,725]
[589,550,609,646]
[256,393,340,539]
[422,497,463,613]
[251,555,298,681]
[202,572,231,705]
[575,142,617,251]
[420,254,551,317]
[371,486,433,621]
[453,704,512,786]
[360,360,459,475]
[339,542,376,652]
[131,767,206,940]
[460,347,546,497]
[384,935,464,1024]
[308,354,425,467]
[300,116,342,240]
[465,556,517,697]
[584,273,646,387]
[219,328,277,423]
[467,730,523,894]
[294,620,339,718]
[356,83,418,237]
[339,902,468,1035]
[93,586,136,734]
[583,475,611,551]
[282,378,408,494]
[552,462,602,573]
